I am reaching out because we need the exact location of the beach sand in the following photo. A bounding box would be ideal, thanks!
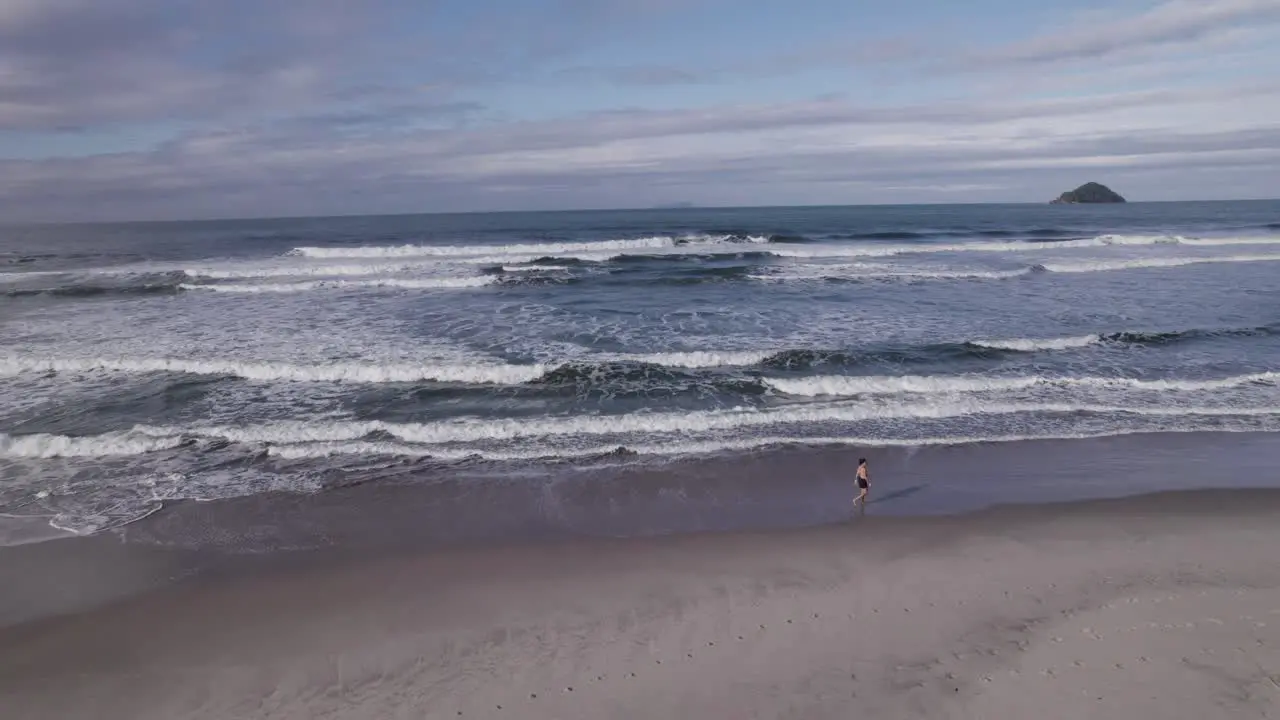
[2,488,1278,719]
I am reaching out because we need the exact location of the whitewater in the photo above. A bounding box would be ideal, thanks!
[4,201,1280,536]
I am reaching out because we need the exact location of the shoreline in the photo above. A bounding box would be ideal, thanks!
[4,429,1279,626]
[3,487,1279,718]
[81,430,1280,551]
[7,427,1280,552]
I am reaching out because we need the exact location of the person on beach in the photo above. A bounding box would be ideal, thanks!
[854,458,870,508]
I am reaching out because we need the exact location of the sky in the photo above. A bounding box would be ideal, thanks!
[1,0,1278,222]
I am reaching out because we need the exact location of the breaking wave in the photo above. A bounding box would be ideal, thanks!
[0,432,184,459]
[764,372,1280,397]
[4,323,1272,389]
[1,272,188,298]
[498,265,574,272]
[1100,326,1278,345]
[1042,254,1280,273]
[10,421,1273,464]
[608,250,776,264]
[970,335,1102,351]
[262,426,1262,462]
[132,400,1280,447]
[770,234,1280,260]
[16,235,1275,296]
[602,350,775,368]
[0,356,548,385]
[185,262,449,279]
[757,253,1280,284]
[6,400,1267,461]
[179,276,496,293]
[291,234,768,259]
[963,327,1276,352]
[755,265,1039,282]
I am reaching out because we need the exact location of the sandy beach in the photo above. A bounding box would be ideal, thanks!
[3,487,1279,719]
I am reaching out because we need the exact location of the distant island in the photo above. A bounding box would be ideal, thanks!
[1051,182,1126,204]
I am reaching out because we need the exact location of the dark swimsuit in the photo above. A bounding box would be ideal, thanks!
[857,473,869,489]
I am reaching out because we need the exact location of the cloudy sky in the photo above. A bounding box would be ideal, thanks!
[1,0,1278,221]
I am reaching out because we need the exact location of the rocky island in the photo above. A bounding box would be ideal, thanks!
[1050,182,1126,204]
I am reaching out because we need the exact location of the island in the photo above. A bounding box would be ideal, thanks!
[1050,182,1127,204]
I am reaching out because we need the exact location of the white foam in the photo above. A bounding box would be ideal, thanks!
[135,401,1004,447]
[264,426,1262,462]
[293,237,679,259]
[2,261,450,281]
[500,265,572,272]
[765,375,1042,396]
[882,268,1033,280]
[0,356,547,385]
[179,276,495,293]
[0,352,768,382]
[454,253,612,265]
[1072,373,1280,392]
[1121,237,1280,248]
[604,350,776,368]
[1090,234,1184,246]
[266,440,430,460]
[134,399,1280,449]
[759,252,1280,284]
[747,262,877,280]
[6,399,1271,462]
[769,240,1060,259]
[971,335,1102,351]
[1043,254,1280,273]
[185,262,468,279]
[764,372,1280,397]
[771,235,1280,259]
[269,435,989,461]
[756,265,1033,282]
[290,234,771,259]
[0,432,183,459]
[0,270,92,282]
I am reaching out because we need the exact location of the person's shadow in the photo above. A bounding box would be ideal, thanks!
[870,483,927,505]
[856,483,928,516]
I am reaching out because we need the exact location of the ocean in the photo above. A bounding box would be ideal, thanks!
[3,201,1280,541]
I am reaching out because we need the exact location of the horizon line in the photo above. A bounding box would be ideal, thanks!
[5,197,1279,228]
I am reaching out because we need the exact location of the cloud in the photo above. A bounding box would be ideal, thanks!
[281,102,487,135]
[605,1,1280,87]
[0,0,416,130]
[558,65,710,86]
[355,80,1280,161]
[1,0,1278,219]
[3,75,1278,221]
[976,0,1280,65]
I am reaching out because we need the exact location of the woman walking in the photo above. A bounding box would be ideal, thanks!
[854,458,870,508]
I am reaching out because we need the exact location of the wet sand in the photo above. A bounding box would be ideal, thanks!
[84,430,1280,554]
[3,488,1279,719]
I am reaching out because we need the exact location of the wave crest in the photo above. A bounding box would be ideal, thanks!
[123,400,1280,450]
[0,356,548,385]
[970,335,1102,351]
[1043,254,1280,273]
[764,372,1280,397]
[290,233,767,260]
[179,276,495,293]
[0,432,183,459]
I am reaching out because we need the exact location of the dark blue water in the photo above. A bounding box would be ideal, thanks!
[3,201,1280,535]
